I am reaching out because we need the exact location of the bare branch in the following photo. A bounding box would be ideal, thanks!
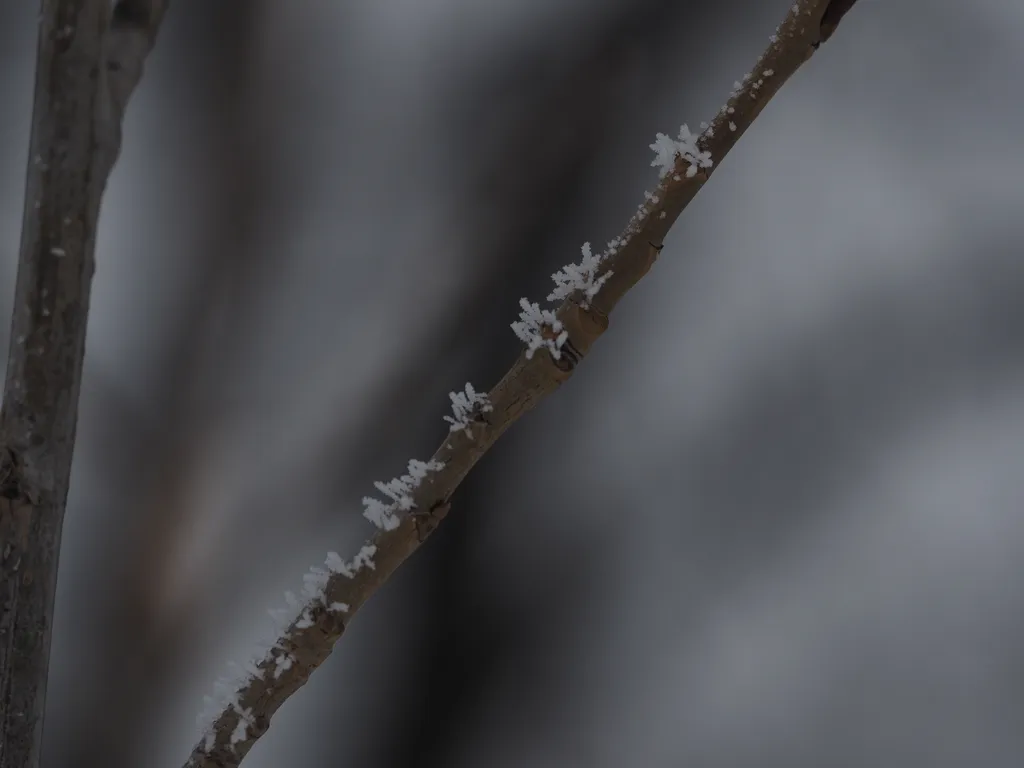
[0,2,166,767]
[184,1,860,765]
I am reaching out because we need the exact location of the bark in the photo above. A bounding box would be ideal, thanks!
[0,3,166,767]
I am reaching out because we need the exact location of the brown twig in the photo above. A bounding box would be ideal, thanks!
[184,1,860,765]
[0,3,167,767]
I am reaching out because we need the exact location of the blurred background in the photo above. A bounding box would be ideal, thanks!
[3,0,1024,766]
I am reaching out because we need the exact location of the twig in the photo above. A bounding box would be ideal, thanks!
[184,1,860,765]
[0,3,167,767]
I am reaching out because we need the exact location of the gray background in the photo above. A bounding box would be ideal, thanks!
[2,0,1024,766]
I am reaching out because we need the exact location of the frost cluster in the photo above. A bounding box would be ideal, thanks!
[649,124,713,179]
[196,544,378,754]
[362,458,445,531]
[195,402,450,753]
[511,298,568,360]
[548,242,612,306]
[512,121,711,357]
[443,382,493,436]
[511,235,628,358]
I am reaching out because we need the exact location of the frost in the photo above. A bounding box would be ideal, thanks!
[374,479,417,510]
[197,675,250,753]
[267,606,292,629]
[362,497,396,530]
[230,705,255,746]
[273,652,294,679]
[511,298,568,360]
[649,124,713,179]
[324,551,347,575]
[443,382,493,435]
[362,459,445,530]
[302,565,330,602]
[324,544,378,579]
[606,235,625,254]
[196,543,382,751]
[548,242,612,307]
[352,544,377,571]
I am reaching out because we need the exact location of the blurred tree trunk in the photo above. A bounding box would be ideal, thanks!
[0,2,164,766]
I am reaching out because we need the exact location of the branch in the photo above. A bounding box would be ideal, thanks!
[184,1,860,765]
[0,2,166,767]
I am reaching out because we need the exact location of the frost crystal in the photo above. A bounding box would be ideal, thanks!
[302,566,330,602]
[511,298,568,360]
[324,544,378,578]
[512,236,630,353]
[197,676,251,753]
[273,652,294,679]
[650,124,713,179]
[324,550,348,575]
[267,606,292,629]
[230,705,255,746]
[443,382,493,435]
[351,544,377,571]
[548,242,612,307]
[195,542,385,753]
[362,459,445,530]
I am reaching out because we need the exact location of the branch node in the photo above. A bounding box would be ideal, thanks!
[414,499,452,542]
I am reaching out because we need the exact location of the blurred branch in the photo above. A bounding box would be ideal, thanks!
[0,2,166,767]
[184,1,861,765]
[52,3,274,765]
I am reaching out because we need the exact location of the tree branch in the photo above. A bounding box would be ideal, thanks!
[0,2,166,767]
[185,1,860,765]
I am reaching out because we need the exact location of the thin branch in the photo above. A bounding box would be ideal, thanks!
[184,1,859,765]
[0,2,166,767]
[307,0,731,523]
